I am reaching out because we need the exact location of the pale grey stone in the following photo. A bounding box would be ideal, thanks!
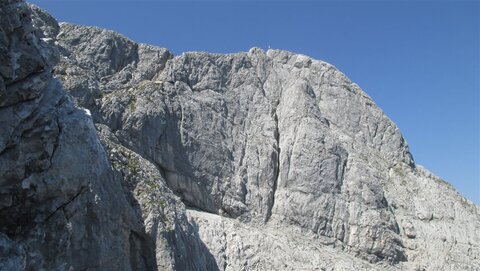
[0,1,478,270]
[0,1,151,270]
[53,17,479,270]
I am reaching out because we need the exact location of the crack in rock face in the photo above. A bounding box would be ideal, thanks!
[0,1,479,270]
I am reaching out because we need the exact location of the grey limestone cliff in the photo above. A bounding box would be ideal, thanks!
[0,1,213,270]
[0,1,135,269]
[1,1,479,270]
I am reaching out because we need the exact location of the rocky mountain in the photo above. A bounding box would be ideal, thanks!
[1,1,478,270]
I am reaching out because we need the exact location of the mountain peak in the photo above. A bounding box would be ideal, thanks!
[0,2,478,270]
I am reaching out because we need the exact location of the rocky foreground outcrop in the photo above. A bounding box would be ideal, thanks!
[1,1,479,270]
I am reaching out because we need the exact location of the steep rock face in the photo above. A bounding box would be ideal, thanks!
[95,124,219,271]
[2,2,479,270]
[154,50,412,263]
[0,1,141,269]
[50,21,217,271]
[51,14,480,271]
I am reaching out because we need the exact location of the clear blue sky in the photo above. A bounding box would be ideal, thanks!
[30,0,479,204]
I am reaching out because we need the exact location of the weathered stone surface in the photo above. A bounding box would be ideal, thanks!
[51,11,480,270]
[186,208,386,271]
[53,16,480,270]
[1,1,478,270]
[0,233,25,270]
[54,22,172,122]
[96,123,219,270]
[0,1,151,270]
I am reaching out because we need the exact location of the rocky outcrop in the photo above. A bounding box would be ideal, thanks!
[52,15,480,271]
[0,1,139,269]
[1,1,479,270]
[0,2,218,270]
